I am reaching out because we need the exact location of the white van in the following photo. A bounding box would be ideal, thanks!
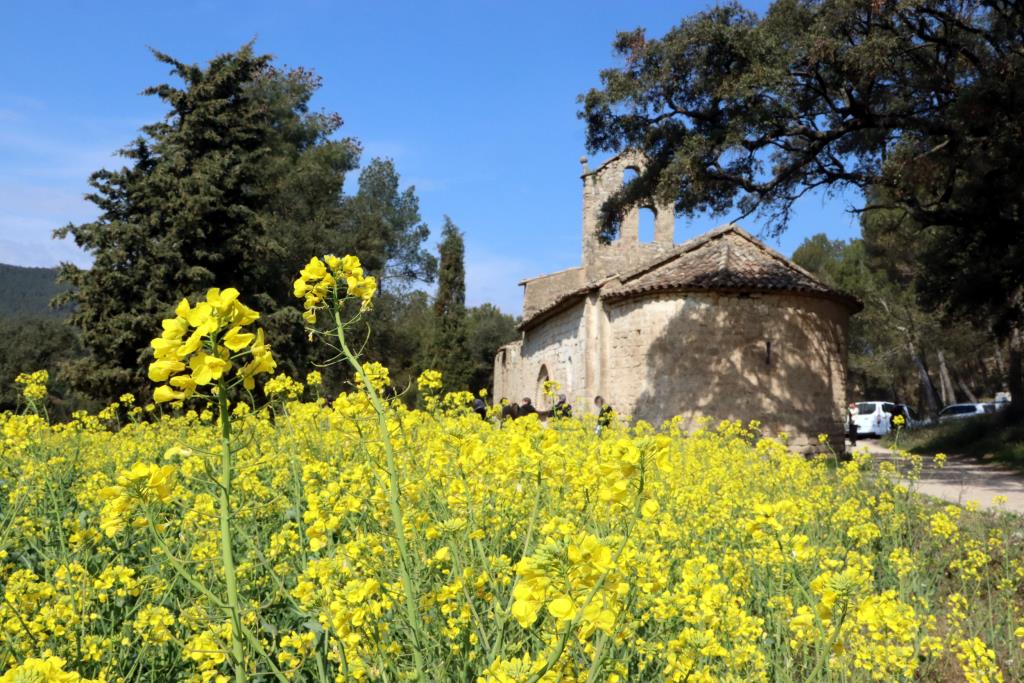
[850,401,900,437]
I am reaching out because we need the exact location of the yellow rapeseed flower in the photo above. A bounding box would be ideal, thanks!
[148,288,273,401]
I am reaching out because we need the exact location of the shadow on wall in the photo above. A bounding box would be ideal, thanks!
[632,295,844,448]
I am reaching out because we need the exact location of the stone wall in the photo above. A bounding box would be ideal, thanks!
[520,266,584,319]
[601,292,850,452]
[496,149,855,452]
[493,340,523,405]
[494,302,589,410]
[580,151,675,281]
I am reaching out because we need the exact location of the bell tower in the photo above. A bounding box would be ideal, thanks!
[580,150,675,280]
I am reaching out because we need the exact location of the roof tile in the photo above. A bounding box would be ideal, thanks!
[520,224,860,330]
[602,227,857,307]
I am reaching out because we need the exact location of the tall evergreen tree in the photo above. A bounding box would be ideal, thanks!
[339,159,436,289]
[53,45,433,402]
[427,218,470,391]
[371,290,434,398]
[335,159,438,394]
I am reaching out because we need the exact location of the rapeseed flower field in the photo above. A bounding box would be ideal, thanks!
[2,255,1023,682]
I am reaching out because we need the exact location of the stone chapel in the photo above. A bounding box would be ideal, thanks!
[492,151,861,452]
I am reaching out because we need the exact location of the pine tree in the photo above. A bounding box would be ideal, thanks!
[427,218,470,391]
[339,159,436,288]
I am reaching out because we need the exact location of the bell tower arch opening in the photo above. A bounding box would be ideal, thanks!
[638,206,656,243]
[580,150,678,280]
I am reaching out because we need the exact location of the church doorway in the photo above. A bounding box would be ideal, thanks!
[536,365,549,407]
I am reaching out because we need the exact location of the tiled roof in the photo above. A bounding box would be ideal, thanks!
[519,224,860,330]
[602,225,860,309]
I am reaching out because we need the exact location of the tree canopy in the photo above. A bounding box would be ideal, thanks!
[54,44,434,402]
[466,304,518,396]
[580,0,1024,407]
[792,230,1004,414]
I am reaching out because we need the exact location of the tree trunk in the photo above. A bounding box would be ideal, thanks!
[1009,326,1023,418]
[957,376,978,403]
[937,350,956,405]
[974,358,991,394]
[994,340,1006,377]
[910,341,941,417]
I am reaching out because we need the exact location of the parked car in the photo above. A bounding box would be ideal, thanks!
[937,403,990,423]
[849,401,918,437]
[896,403,925,428]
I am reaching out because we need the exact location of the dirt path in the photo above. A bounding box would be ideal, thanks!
[854,439,1024,515]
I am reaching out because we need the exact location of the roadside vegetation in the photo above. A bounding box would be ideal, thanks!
[885,415,1024,467]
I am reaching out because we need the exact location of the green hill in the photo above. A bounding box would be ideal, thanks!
[0,264,70,319]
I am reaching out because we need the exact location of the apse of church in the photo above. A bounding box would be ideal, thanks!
[494,152,861,453]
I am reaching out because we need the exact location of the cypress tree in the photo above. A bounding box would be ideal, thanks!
[428,217,470,391]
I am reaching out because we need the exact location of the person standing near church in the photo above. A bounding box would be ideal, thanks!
[518,397,537,417]
[499,398,518,422]
[552,394,572,419]
[847,402,859,447]
[472,397,487,420]
[595,395,613,432]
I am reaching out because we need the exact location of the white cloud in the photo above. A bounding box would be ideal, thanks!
[0,97,119,267]
[403,175,448,194]
[359,139,410,161]
[0,234,90,268]
[0,183,95,267]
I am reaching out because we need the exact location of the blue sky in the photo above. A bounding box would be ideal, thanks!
[0,0,863,313]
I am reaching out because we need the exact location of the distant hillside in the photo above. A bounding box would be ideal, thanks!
[0,264,71,319]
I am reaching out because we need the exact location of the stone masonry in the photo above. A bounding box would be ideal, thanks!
[495,151,861,453]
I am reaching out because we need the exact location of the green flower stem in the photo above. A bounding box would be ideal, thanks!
[238,621,291,683]
[487,468,544,662]
[2,592,40,651]
[808,597,850,681]
[332,306,426,680]
[143,510,226,608]
[217,383,247,683]
[525,518,639,683]
[523,470,646,683]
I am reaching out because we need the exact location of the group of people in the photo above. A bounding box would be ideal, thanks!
[482,394,615,429]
